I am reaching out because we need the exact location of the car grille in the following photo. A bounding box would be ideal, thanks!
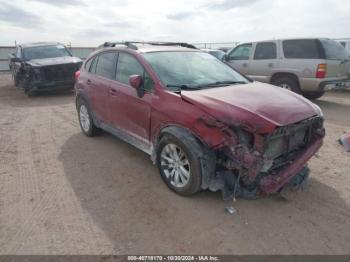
[43,64,77,81]
[264,116,323,171]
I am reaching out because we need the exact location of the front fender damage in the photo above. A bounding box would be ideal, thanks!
[196,114,325,200]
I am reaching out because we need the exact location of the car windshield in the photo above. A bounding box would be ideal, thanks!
[23,45,72,60]
[321,39,349,60]
[143,51,249,91]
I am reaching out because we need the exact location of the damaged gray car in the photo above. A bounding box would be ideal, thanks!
[8,42,82,96]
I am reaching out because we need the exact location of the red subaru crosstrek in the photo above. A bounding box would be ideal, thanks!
[75,42,325,199]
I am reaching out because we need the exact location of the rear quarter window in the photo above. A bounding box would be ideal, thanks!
[283,39,322,59]
[95,52,117,79]
[84,57,93,71]
[320,39,349,60]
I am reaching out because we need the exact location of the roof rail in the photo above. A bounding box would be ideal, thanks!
[99,42,138,50]
[98,41,198,50]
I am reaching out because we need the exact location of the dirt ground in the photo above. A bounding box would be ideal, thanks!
[0,72,349,255]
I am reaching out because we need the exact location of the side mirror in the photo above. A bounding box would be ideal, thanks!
[222,54,228,61]
[11,57,21,63]
[129,74,145,97]
[129,74,143,89]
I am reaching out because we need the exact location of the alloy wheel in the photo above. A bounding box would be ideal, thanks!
[160,143,191,188]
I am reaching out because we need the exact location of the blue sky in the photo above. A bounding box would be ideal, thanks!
[0,0,349,46]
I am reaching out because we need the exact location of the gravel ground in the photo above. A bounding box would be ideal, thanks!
[0,73,349,255]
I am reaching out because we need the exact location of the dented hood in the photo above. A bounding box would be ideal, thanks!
[26,56,82,67]
[181,82,318,133]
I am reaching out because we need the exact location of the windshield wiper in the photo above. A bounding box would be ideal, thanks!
[204,80,247,87]
[166,84,201,91]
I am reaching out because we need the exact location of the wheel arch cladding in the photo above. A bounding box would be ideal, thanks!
[271,72,300,85]
[153,126,216,190]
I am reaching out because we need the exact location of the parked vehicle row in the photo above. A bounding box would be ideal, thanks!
[201,48,226,61]
[225,38,350,99]
[8,42,82,96]
[74,41,325,199]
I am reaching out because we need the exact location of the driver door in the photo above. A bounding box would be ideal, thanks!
[226,43,252,75]
[108,52,154,149]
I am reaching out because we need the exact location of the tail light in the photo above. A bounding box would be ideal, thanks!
[316,64,326,79]
[75,70,81,81]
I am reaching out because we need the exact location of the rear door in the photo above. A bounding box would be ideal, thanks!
[320,39,350,79]
[248,41,278,83]
[109,52,154,146]
[88,51,117,124]
[226,43,252,75]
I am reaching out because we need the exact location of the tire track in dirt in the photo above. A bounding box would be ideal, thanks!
[0,99,113,254]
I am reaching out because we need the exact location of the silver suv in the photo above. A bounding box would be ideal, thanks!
[225,38,350,99]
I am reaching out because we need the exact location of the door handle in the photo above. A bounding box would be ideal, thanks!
[268,63,274,67]
[87,79,92,85]
[242,63,248,67]
[110,88,117,95]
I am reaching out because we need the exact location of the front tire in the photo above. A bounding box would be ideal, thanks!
[156,134,202,196]
[77,99,100,137]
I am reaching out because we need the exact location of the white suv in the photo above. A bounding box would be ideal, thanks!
[225,38,350,99]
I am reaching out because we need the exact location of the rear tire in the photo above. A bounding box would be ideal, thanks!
[272,77,301,94]
[77,99,100,137]
[156,134,202,196]
[25,88,37,97]
[303,91,325,100]
[13,74,19,87]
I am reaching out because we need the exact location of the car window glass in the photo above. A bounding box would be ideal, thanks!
[116,52,154,91]
[84,57,93,71]
[283,40,322,59]
[16,48,21,58]
[143,51,248,89]
[254,42,277,60]
[228,44,252,60]
[23,45,71,60]
[320,39,348,60]
[90,57,97,73]
[95,52,117,79]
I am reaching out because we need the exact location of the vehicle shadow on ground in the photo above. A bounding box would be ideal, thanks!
[0,83,74,108]
[59,132,350,254]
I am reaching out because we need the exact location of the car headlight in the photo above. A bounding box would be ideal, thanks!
[313,103,324,118]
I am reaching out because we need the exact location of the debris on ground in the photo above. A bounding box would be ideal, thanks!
[339,132,350,152]
[225,206,237,215]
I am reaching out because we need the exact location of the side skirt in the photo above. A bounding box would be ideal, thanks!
[100,122,152,156]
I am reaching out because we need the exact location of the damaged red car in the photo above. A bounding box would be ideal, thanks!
[75,42,325,199]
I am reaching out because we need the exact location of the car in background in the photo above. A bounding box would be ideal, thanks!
[201,48,226,61]
[8,42,82,96]
[225,38,350,99]
[74,41,324,199]
[339,40,350,56]
[218,47,232,53]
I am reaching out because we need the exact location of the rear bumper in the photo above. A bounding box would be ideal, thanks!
[319,79,350,91]
[299,77,350,92]
[259,136,323,195]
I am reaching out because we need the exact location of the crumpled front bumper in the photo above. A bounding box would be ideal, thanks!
[259,137,323,195]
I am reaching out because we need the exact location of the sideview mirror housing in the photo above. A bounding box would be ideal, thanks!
[129,74,145,97]
[11,57,21,63]
[129,74,143,89]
